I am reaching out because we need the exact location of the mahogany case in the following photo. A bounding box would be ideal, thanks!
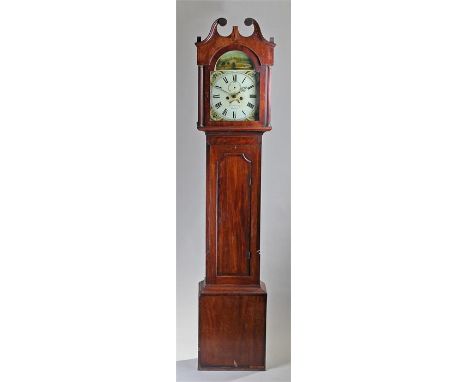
[195,18,275,371]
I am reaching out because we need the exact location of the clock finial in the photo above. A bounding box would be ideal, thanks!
[244,17,254,26]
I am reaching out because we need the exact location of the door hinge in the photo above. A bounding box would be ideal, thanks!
[247,251,251,259]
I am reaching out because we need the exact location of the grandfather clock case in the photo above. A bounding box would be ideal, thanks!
[196,18,275,371]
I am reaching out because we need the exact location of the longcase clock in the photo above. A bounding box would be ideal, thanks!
[195,18,275,371]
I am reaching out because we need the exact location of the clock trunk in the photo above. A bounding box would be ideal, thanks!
[205,134,262,285]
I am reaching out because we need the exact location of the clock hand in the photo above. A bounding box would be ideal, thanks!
[231,87,249,96]
[214,86,230,95]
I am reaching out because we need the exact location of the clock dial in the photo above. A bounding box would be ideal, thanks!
[210,70,258,121]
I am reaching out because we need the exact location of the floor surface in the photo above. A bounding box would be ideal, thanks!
[176,358,291,382]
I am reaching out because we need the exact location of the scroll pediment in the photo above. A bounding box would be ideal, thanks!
[195,18,275,66]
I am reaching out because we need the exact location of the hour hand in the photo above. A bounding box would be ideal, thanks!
[213,86,229,95]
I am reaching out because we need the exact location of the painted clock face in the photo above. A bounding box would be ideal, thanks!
[210,50,259,122]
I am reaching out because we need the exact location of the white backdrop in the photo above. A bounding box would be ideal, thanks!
[0,1,175,381]
[294,1,468,381]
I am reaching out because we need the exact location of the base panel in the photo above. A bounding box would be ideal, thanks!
[198,280,267,371]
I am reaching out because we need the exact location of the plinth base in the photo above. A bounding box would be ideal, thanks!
[198,280,267,371]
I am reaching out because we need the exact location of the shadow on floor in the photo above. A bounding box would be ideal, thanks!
[176,359,254,382]
[176,358,291,382]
